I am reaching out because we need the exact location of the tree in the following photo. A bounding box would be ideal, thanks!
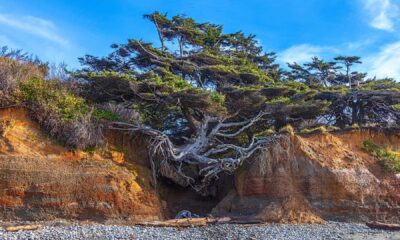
[334,56,363,88]
[315,79,400,127]
[287,57,340,87]
[143,12,171,52]
[77,12,326,195]
[304,57,340,87]
[76,12,400,195]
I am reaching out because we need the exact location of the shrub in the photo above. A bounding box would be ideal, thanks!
[362,140,400,173]
[0,57,46,95]
[20,78,103,149]
[279,124,295,136]
[20,78,89,122]
[100,103,140,123]
[255,128,275,137]
[300,126,327,134]
[93,109,121,122]
[0,119,15,137]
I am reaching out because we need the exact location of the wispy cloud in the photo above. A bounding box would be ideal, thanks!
[345,38,375,50]
[364,0,399,32]
[364,41,400,79]
[0,14,68,47]
[279,44,338,64]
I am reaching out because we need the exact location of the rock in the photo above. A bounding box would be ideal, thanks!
[1,221,399,240]
[175,210,199,219]
[213,129,400,223]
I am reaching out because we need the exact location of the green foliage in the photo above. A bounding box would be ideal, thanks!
[359,79,400,91]
[76,12,400,138]
[156,70,193,91]
[84,146,98,154]
[20,78,89,122]
[267,96,291,104]
[300,126,327,134]
[0,56,46,95]
[80,70,136,82]
[255,128,275,137]
[93,109,121,122]
[279,124,295,135]
[210,91,225,105]
[362,140,400,173]
[325,85,350,95]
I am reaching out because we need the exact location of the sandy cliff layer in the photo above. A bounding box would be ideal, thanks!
[0,108,163,221]
[0,107,399,223]
[213,129,400,223]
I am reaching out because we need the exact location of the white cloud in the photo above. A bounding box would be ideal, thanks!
[364,0,399,31]
[0,14,68,47]
[279,44,337,64]
[279,44,323,64]
[365,41,400,79]
[345,38,375,50]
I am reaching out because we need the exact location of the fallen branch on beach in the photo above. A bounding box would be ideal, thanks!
[366,221,400,231]
[134,217,269,228]
[5,225,42,232]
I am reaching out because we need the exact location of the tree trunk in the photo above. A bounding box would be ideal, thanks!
[347,65,351,89]
[181,106,198,134]
[358,103,365,126]
[179,36,184,57]
[153,16,165,52]
[351,101,359,125]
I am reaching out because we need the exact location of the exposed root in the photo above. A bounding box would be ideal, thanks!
[110,110,279,195]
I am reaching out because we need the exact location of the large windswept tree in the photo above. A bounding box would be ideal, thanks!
[77,12,327,195]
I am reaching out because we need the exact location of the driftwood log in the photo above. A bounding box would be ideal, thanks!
[5,225,42,232]
[366,221,400,231]
[136,218,212,227]
[135,217,267,228]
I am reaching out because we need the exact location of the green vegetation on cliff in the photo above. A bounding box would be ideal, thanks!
[362,140,400,173]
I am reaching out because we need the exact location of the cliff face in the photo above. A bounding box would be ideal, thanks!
[0,107,399,223]
[0,108,163,221]
[213,130,400,223]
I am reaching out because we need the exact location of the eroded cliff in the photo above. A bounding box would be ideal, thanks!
[0,107,163,221]
[0,107,399,224]
[213,129,400,223]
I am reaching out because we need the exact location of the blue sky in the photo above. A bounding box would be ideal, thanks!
[1,0,400,79]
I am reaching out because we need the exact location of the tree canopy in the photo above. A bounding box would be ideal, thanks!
[73,12,400,195]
